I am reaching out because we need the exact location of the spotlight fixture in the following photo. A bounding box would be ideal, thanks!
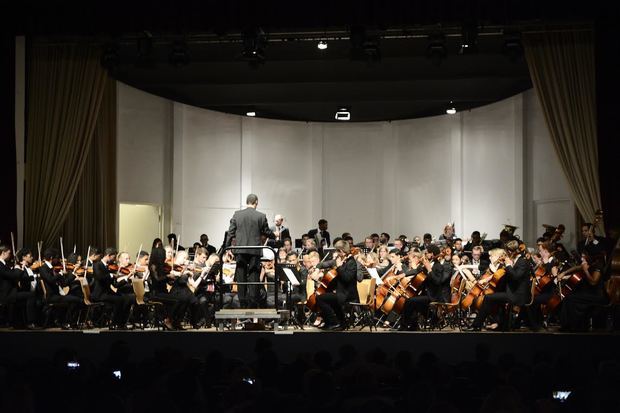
[350,26,381,62]
[136,31,153,66]
[446,102,457,115]
[503,32,523,62]
[459,23,478,55]
[100,42,119,71]
[242,27,267,66]
[426,33,446,66]
[169,40,190,66]
[246,111,256,117]
[335,107,351,121]
[317,40,328,50]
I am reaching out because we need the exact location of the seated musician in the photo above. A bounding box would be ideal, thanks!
[525,242,559,331]
[467,241,531,331]
[38,248,82,329]
[3,247,38,329]
[188,248,217,328]
[470,246,489,278]
[559,251,608,332]
[284,251,306,304]
[148,246,181,330]
[376,245,391,274]
[399,245,449,331]
[114,251,135,295]
[91,248,134,329]
[313,240,357,330]
[168,250,200,329]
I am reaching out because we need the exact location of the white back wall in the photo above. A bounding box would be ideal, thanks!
[117,83,576,249]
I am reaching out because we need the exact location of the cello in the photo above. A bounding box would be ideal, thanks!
[305,250,350,312]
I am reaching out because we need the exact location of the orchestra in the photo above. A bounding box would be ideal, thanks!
[1,210,618,333]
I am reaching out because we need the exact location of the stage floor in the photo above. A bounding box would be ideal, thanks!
[3,326,619,365]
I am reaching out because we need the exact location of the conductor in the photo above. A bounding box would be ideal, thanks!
[227,194,273,308]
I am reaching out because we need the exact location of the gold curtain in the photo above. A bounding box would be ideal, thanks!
[523,29,603,230]
[24,42,108,248]
[61,78,117,254]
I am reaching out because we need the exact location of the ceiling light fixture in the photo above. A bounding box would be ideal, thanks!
[246,111,256,117]
[446,102,457,115]
[317,40,328,50]
[335,107,351,121]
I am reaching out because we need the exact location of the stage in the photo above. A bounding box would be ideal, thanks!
[3,327,620,365]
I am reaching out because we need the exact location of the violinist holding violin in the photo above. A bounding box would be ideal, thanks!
[39,248,82,329]
[0,247,38,328]
[467,240,532,331]
[314,240,357,330]
[92,247,133,329]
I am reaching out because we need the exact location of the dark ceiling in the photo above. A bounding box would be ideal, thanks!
[10,0,606,122]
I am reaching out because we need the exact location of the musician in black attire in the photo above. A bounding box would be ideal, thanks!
[148,247,181,330]
[92,248,133,329]
[525,242,559,331]
[468,241,532,331]
[169,250,200,329]
[314,240,357,330]
[559,252,607,332]
[400,245,450,331]
[0,246,38,328]
[38,248,82,328]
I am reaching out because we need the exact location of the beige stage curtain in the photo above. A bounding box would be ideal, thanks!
[61,78,117,254]
[24,42,108,248]
[523,29,603,230]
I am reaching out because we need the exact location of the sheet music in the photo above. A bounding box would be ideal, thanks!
[282,268,300,286]
[366,267,383,285]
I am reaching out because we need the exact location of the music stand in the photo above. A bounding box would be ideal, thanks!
[276,263,304,329]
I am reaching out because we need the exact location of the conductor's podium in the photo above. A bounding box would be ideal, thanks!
[214,308,290,331]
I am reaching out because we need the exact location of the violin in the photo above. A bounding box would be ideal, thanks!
[107,263,119,272]
[74,267,93,276]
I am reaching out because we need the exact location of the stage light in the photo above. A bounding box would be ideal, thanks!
[335,107,351,121]
[242,27,267,66]
[426,33,446,66]
[317,40,328,50]
[459,23,478,55]
[246,111,256,117]
[136,31,153,63]
[446,102,457,115]
[169,41,190,66]
[503,32,523,62]
[100,43,119,71]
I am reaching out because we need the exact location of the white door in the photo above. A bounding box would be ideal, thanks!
[118,204,162,254]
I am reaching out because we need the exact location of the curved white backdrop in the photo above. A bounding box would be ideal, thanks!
[117,83,576,249]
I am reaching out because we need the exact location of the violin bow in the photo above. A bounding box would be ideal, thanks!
[10,232,17,266]
[132,244,142,277]
[60,237,66,273]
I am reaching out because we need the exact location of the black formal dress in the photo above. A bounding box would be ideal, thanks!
[525,259,558,331]
[560,263,608,332]
[227,207,274,308]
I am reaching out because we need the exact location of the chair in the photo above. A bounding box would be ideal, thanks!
[77,280,104,328]
[426,281,466,331]
[128,278,164,329]
[348,278,377,331]
[39,280,68,328]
